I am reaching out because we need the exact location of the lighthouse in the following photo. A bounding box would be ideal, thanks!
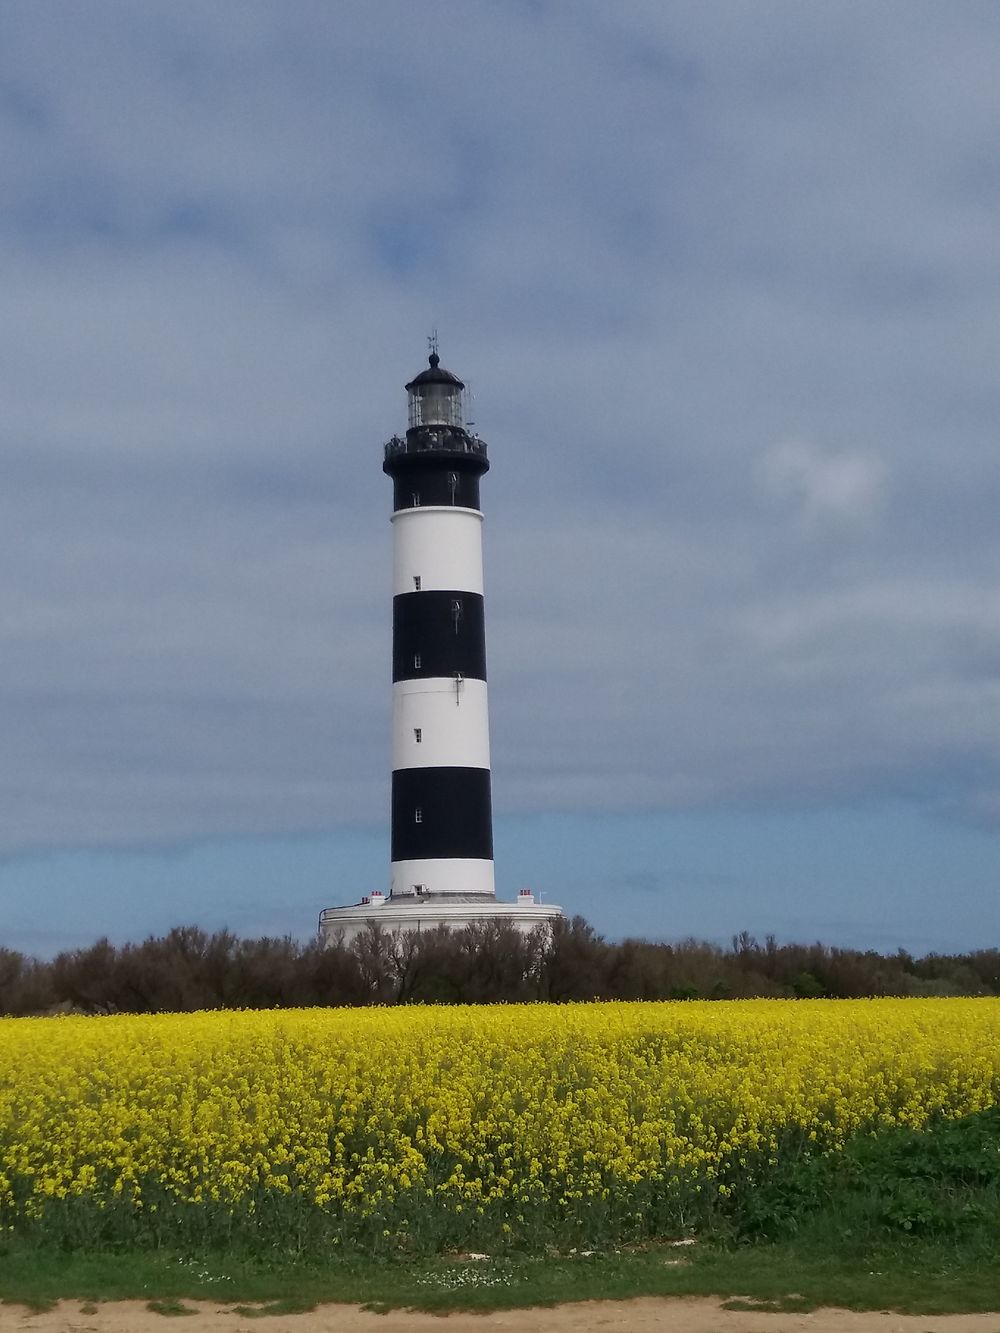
[319,350,562,943]
[385,351,495,900]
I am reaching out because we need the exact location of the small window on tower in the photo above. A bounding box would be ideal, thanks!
[413,575,421,591]
[413,653,422,669]
[414,728,422,743]
[414,807,423,824]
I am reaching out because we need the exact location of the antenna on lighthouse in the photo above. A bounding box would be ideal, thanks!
[428,328,439,358]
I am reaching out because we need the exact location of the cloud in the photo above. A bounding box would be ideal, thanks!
[0,2,999,860]
[759,439,886,524]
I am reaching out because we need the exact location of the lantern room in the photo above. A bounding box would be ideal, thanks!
[405,352,465,430]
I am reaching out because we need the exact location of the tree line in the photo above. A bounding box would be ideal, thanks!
[0,919,997,1016]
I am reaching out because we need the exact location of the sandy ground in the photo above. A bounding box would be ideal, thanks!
[1,1299,998,1333]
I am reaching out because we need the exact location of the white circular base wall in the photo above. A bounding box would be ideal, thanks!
[319,895,563,947]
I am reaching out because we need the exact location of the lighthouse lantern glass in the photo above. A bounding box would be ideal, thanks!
[408,382,463,429]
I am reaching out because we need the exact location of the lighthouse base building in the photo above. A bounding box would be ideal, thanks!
[319,350,562,948]
[319,889,563,948]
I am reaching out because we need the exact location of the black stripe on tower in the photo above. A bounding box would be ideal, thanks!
[389,460,483,513]
[393,591,486,682]
[391,767,493,861]
[383,421,489,513]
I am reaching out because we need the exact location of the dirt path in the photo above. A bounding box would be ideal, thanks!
[2,1299,998,1333]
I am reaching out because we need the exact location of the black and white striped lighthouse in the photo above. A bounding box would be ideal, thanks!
[383,350,495,901]
[318,350,562,942]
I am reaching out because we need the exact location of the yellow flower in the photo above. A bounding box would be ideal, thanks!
[0,999,995,1228]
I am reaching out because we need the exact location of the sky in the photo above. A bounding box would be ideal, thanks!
[1,1,999,958]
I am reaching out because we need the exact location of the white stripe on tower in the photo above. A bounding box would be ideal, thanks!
[382,352,494,901]
[392,508,484,596]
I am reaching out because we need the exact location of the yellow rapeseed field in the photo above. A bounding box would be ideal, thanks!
[0,999,997,1239]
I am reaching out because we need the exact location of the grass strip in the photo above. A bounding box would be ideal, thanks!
[0,1235,998,1315]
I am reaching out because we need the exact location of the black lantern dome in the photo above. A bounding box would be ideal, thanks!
[405,352,465,430]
